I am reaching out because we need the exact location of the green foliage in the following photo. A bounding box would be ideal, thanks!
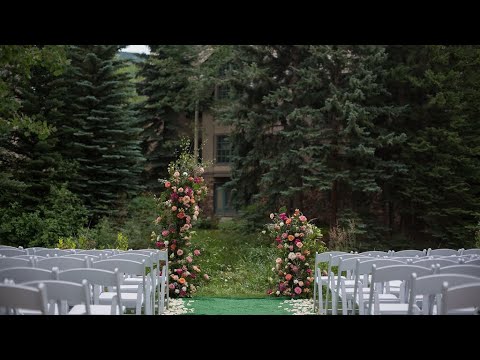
[192,229,278,298]
[0,185,88,248]
[196,216,220,230]
[120,195,158,249]
[385,45,480,248]
[115,232,129,250]
[56,237,77,250]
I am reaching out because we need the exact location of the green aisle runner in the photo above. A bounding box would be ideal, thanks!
[190,297,290,315]
[166,297,315,315]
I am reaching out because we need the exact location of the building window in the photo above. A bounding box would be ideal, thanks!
[214,181,236,216]
[216,84,230,100]
[216,135,231,164]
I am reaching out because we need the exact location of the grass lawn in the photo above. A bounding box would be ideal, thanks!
[191,228,278,298]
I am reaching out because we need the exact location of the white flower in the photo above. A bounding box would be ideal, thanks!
[276,290,280,295]
[279,222,284,227]
[270,213,274,219]
[182,287,187,292]
[182,172,188,176]
[305,263,309,267]
[262,230,266,234]
[272,267,276,271]
[174,289,180,294]
[294,279,299,284]
[164,241,169,246]
[193,215,198,221]
[288,252,297,260]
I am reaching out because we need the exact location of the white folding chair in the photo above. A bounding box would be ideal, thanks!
[353,258,406,315]
[408,273,480,315]
[34,249,74,257]
[0,257,34,269]
[36,256,89,271]
[412,258,457,268]
[58,268,124,315]
[93,259,150,315]
[21,279,92,315]
[0,282,48,315]
[0,267,58,283]
[368,264,434,315]
[106,253,155,314]
[427,248,461,257]
[325,253,369,314]
[465,259,480,266]
[0,248,27,257]
[332,255,374,315]
[391,249,426,258]
[463,248,480,256]
[437,264,480,277]
[441,282,480,315]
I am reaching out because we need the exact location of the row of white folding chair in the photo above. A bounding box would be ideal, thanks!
[332,257,412,315]
[129,249,169,314]
[92,258,150,315]
[408,273,480,315]
[324,253,372,314]
[315,252,411,314]
[313,251,347,314]
[363,263,480,315]
[366,262,480,315]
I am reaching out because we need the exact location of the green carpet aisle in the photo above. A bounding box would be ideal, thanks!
[165,298,315,315]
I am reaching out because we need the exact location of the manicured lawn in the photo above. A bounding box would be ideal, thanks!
[191,228,278,298]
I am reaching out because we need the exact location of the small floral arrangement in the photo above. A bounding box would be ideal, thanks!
[265,207,325,299]
[151,140,210,298]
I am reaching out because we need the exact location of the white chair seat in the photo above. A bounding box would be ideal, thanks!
[123,277,144,285]
[113,285,141,293]
[375,303,409,315]
[69,304,125,315]
[99,292,141,307]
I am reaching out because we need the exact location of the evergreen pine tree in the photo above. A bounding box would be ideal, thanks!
[56,45,145,221]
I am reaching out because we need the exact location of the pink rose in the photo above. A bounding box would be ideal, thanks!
[176,269,183,275]
[289,246,294,251]
[204,274,210,280]
[177,249,184,256]
[298,281,304,287]
[161,230,169,237]
[306,268,312,274]
[294,287,302,295]
[194,249,201,256]
[299,215,307,222]
[275,258,282,264]
[171,206,177,211]
[186,256,193,263]
[178,187,184,193]
[281,233,288,239]
[169,284,175,290]
[165,181,171,188]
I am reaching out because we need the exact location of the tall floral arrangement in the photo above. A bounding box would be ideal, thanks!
[266,208,325,298]
[151,141,210,298]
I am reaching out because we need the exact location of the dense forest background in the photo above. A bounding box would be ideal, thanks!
[1,45,479,250]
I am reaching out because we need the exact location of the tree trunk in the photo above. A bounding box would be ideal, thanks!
[194,100,199,161]
[330,179,338,228]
